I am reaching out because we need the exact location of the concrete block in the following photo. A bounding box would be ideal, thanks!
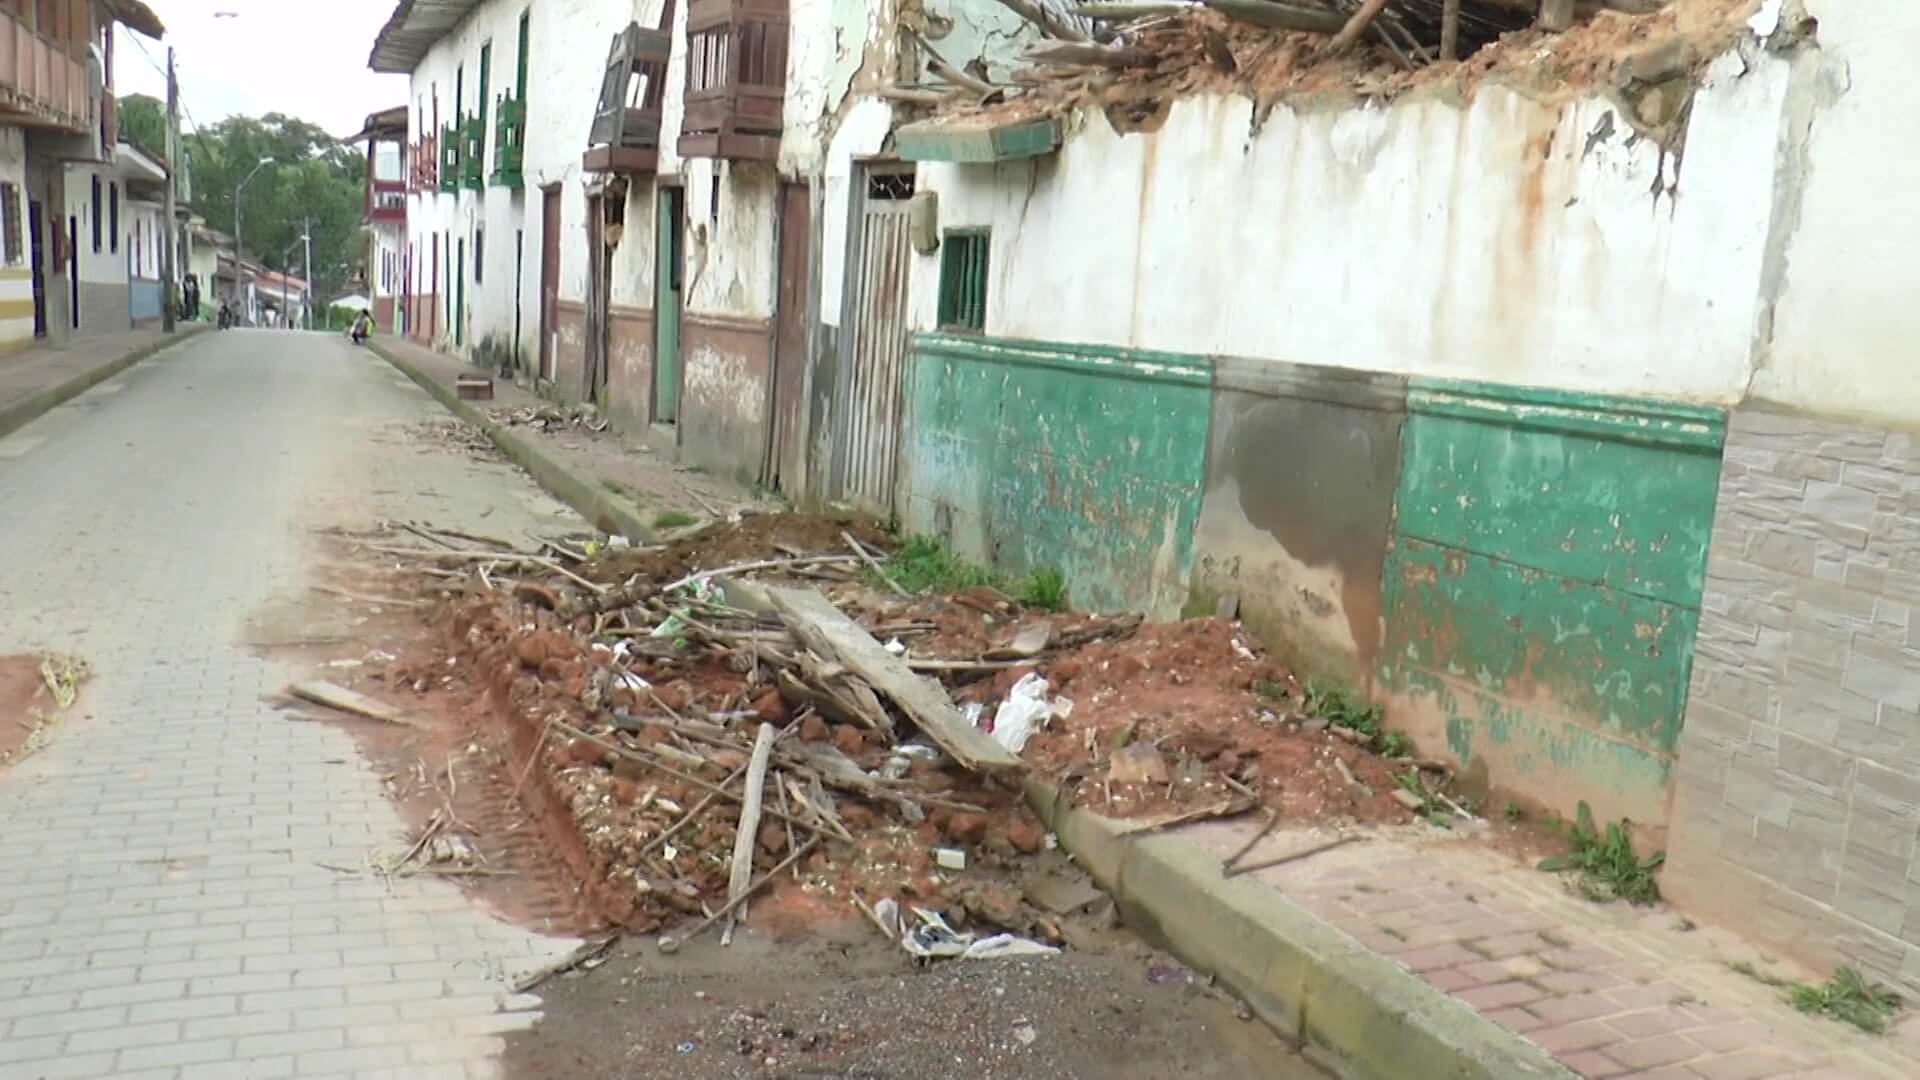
[1778,732,1854,790]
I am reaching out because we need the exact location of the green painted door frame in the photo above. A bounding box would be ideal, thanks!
[477,42,491,132]
[654,185,682,422]
[455,237,466,349]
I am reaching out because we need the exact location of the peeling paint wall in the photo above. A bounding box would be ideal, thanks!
[914,50,1793,403]
[1193,359,1406,688]
[1379,382,1727,823]
[1757,3,1920,426]
[901,333,1212,617]
[680,315,776,484]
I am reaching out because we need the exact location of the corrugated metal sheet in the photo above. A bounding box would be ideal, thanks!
[830,174,914,513]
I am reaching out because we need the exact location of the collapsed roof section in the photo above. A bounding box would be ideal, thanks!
[895,0,1761,158]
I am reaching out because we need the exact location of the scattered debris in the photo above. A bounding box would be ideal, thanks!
[289,680,428,731]
[511,934,621,993]
[1222,833,1360,878]
[0,653,89,769]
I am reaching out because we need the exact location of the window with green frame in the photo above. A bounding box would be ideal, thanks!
[937,230,988,332]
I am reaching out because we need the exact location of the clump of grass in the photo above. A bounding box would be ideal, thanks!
[1017,567,1069,612]
[1376,730,1413,759]
[1396,768,1446,823]
[1788,967,1903,1034]
[877,536,1072,612]
[1304,679,1415,759]
[653,510,698,529]
[881,536,1003,595]
[1537,801,1664,905]
[1503,801,1524,822]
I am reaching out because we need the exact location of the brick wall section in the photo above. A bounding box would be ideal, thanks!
[1667,406,1920,992]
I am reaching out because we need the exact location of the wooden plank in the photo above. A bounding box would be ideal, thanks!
[765,586,1024,774]
[289,681,427,730]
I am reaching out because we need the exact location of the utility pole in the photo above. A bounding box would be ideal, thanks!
[161,47,177,333]
[302,218,313,330]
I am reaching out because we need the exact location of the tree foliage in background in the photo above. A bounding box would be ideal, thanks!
[118,95,366,302]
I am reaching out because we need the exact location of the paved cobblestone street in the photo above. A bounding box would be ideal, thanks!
[0,331,584,1079]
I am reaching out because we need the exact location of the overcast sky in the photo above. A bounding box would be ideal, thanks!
[114,0,411,139]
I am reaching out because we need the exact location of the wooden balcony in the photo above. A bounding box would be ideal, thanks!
[677,0,786,162]
[410,133,438,192]
[583,24,671,176]
[491,94,525,188]
[368,179,407,225]
[0,11,90,133]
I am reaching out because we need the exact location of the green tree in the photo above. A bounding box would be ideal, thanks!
[118,94,167,161]
[139,100,367,303]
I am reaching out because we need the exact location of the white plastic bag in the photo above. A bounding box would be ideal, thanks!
[990,673,1053,754]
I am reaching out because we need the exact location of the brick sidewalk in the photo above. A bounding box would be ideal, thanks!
[0,327,190,414]
[1183,820,1920,1079]
[374,335,772,524]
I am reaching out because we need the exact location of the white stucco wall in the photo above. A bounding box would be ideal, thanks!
[909,46,1793,405]
[126,200,163,279]
[1758,2,1920,425]
[405,0,535,357]
[0,127,31,349]
[64,164,129,288]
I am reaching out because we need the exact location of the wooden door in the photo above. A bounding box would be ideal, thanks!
[539,187,560,380]
[769,181,809,492]
[653,185,683,423]
[830,164,915,513]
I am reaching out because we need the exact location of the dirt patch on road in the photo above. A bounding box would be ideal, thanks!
[0,653,86,770]
[501,920,1313,1080]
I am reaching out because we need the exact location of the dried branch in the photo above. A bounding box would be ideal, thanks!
[1027,41,1153,67]
[1202,0,1346,33]
[995,0,1095,41]
[907,29,999,96]
[1329,0,1392,51]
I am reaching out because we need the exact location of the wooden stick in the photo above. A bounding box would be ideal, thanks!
[309,584,424,608]
[844,530,909,597]
[908,29,999,96]
[774,772,798,877]
[1329,0,1391,51]
[555,721,824,837]
[721,724,777,946]
[661,555,862,594]
[1224,834,1360,878]
[657,836,820,954]
[1202,0,1345,33]
[1537,0,1574,31]
[1220,809,1281,873]
[510,934,620,992]
[1440,0,1460,61]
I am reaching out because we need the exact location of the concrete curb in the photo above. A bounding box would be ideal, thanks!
[1023,777,1575,1080]
[0,326,210,442]
[369,340,656,544]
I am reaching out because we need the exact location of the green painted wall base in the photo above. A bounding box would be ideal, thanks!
[902,332,1211,616]
[1380,378,1726,823]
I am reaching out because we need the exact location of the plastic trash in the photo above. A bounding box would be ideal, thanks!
[990,674,1054,754]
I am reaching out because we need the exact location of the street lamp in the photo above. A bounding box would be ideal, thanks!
[233,156,270,323]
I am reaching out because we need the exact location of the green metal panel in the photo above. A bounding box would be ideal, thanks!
[903,333,1210,615]
[1380,379,1725,819]
[654,187,681,422]
[897,119,1062,163]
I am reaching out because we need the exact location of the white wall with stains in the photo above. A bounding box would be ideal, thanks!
[912,46,1795,404]
[403,0,542,358]
[1758,2,1920,426]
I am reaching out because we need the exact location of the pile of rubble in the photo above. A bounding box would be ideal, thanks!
[326,515,1452,952]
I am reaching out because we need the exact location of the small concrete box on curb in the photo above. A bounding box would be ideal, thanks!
[455,376,494,401]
